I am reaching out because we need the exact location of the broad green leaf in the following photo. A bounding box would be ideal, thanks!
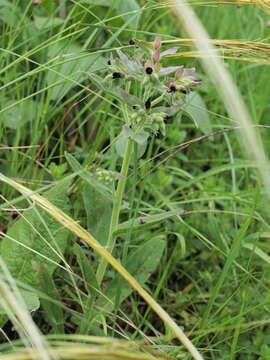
[98,236,165,311]
[131,129,149,145]
[39,267,64,333]
[73,244,100,296]
[0,0,22,26]
[115,126,132,158]
[0,288,39,325]
[46,41,107,100]
[65,152,114,202]
[2,99,40,130]
[155,104,183,117]
[0,180,70,322]
[115,209,184,235]
[34,16,64,30]
[18,289,40,313]
[73,243,101,333]
[114,0,140,29]
[83,183,112,246]
[88,74,143,108]
[115,126,148,159]
[116,88,143,108]
[48,162,68,180]
[183,92,211,134]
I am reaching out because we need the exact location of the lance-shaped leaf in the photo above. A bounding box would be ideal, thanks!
[97,236,166,311]
[89,73,143,108]
[65,152,114,203]
[83,183,112,247]
[0,180,71,322]
[154,103,183,117]
[116,88,144,108]
[183,92,212,134]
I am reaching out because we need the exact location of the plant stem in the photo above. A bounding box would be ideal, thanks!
[96,136,133,285]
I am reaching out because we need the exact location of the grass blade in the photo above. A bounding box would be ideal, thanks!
[0,173,203,360]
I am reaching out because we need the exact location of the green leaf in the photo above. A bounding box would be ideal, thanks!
[19,289,40,313]
[48,162,68,180]
[98,236,165,311]
[2,99,40,130]
[0,180,71,323]
[115,209,184,235]
[183,92,211,134]
[34,16,64,30]
[114,0,140,29]
[83,184,112,246]
[88,75,143,108]
[38,267,64,333]
[154,104,183,117]
[46,41,107,100]
[73,244,100,296]
[131,129,149,145]
[116,88,143,108]
[65,152,114,202]
[0,0,22,26]
[73,243,101,333]
[115,126,148,159]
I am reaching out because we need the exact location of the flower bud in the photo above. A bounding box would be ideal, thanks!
[112,72,125,79]
[145,67,153,75]
[153,36,161,50]
[168,83,177,92]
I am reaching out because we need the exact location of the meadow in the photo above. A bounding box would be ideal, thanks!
[1,1,270,359]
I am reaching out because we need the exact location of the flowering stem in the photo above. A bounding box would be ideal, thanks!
[96,136,133,285]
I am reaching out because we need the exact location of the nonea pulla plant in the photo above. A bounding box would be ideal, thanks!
[92,37,202,284]
[91,36,202,140]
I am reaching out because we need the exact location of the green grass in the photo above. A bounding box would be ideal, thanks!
[1,1,270,359]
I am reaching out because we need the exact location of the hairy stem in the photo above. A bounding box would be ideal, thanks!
[96,136,133,285]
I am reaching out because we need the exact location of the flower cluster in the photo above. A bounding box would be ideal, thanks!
[95,168,117,184]
[91,37,202,138]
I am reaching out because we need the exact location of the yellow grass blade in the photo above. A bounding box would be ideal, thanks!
[162,39,270,65]
[0,173,203,360]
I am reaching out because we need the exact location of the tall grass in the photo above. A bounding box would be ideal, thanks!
[171,0,270,203]
[1,1,270,359]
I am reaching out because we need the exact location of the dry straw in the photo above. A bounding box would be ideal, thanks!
[0,338,169,360]
[162,39,270,65]
[0,173,203,360]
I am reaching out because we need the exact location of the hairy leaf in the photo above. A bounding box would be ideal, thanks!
[83,184,112,246]
[46,41,107,100]
[98,236,165,311]
[65,152,114,202]
[114,0,140,29]
[183,92,211,134]
[0,180,71,319]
